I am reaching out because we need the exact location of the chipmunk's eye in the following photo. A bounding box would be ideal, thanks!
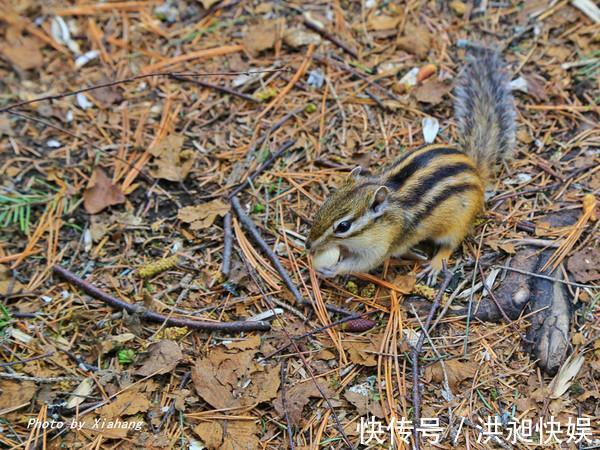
[334,220,352,234]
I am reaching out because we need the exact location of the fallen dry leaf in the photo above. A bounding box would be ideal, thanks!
[283,28,321,48]
[577,390,600,402]
[224,334,260,350]
[397,23,431,58]
[100,388,151,417]
[192,347,280,409]
[391,274,416,294]
[517,129,534,144]
[195,420,261,449]
[193,422,223,449]
[0,116,14,137]
[572,332,586,345]
[424,359,478,390]
[178,199,230,230]
[498,242,516,255]
[89,213,113,242]
[344,384,385,418]
[149,134,195,182]
[132,431,172,449]
[273,382,336,425]
[546,46,571,62]
[135,340,183,377]
[83,167,125,214]
[66,378,95,409]
[413,79,451,104]
[344,338,379,367]
[567,246,599,283]
[531,386,549,403]
[514,396,537,413]
[243,20,281,55]
[523,75,547,101]
[0,26,44,71]
[367,14,401,31]
[221,420,260,450]
[172,388,192,412]
[97,332,136,356]
[90,77,123,107]
[0,264,25,295]
[0,380,36,409]
[450,0,467,15]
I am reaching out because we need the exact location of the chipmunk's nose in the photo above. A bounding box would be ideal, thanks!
[305,239,312,251]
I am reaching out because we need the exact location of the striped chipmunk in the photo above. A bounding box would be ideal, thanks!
[305,47,517,279]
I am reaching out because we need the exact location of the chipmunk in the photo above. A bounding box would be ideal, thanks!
[305,48,516,278]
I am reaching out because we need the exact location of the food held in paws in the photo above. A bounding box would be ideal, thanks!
[312,246,340,271]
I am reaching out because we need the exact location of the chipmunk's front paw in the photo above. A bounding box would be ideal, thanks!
[420,246,452,285]
[316,266,338,278]
[417,264,440,286]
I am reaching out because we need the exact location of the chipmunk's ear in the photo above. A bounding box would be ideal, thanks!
[371,186,389,216]
[349,166,363,179]
[344,166,363,187]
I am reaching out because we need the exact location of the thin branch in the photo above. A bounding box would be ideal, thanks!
[280,359,295,450]
[222,140,296,280]
[243,258,355,449]
[246,107,304,160]
[299,299,356,316]
[8,110,183,210]
[322,54,402,102]
[262,310,377,360]
[230,139,296,198]
[492,265,591,289]
[53,265,270,332]
[155,371,191,432]
[230,197,304,305]
[0,352,54,368]
[199,0,241,20]
[411,265,454,450]
[170,75,260,103]
[9,110,103,151]
[303,18,358,59]
[477,264,520,330]
[8,110,160,187]
[0,372,82,383]
[0,68,289,113]
[221,212,233,277]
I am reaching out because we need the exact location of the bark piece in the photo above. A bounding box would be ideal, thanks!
[524,250,572,376]
[474,248,539,321]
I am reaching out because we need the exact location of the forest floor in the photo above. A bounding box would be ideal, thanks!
[0,1,599,449]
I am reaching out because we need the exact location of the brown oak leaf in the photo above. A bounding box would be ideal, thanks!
[83,168,125,214]
[135,340,183,377]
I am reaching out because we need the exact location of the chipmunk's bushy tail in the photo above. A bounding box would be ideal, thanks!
[454,47,516,183]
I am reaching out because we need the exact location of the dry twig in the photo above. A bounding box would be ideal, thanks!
[230,197,304,304]
[411,265,453,450]
[53,265,270,332]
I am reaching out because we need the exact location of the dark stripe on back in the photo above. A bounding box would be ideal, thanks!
[398,162,476,206]
[408,183,480,228]
[386,147,464,189]
[388,146,441,171]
